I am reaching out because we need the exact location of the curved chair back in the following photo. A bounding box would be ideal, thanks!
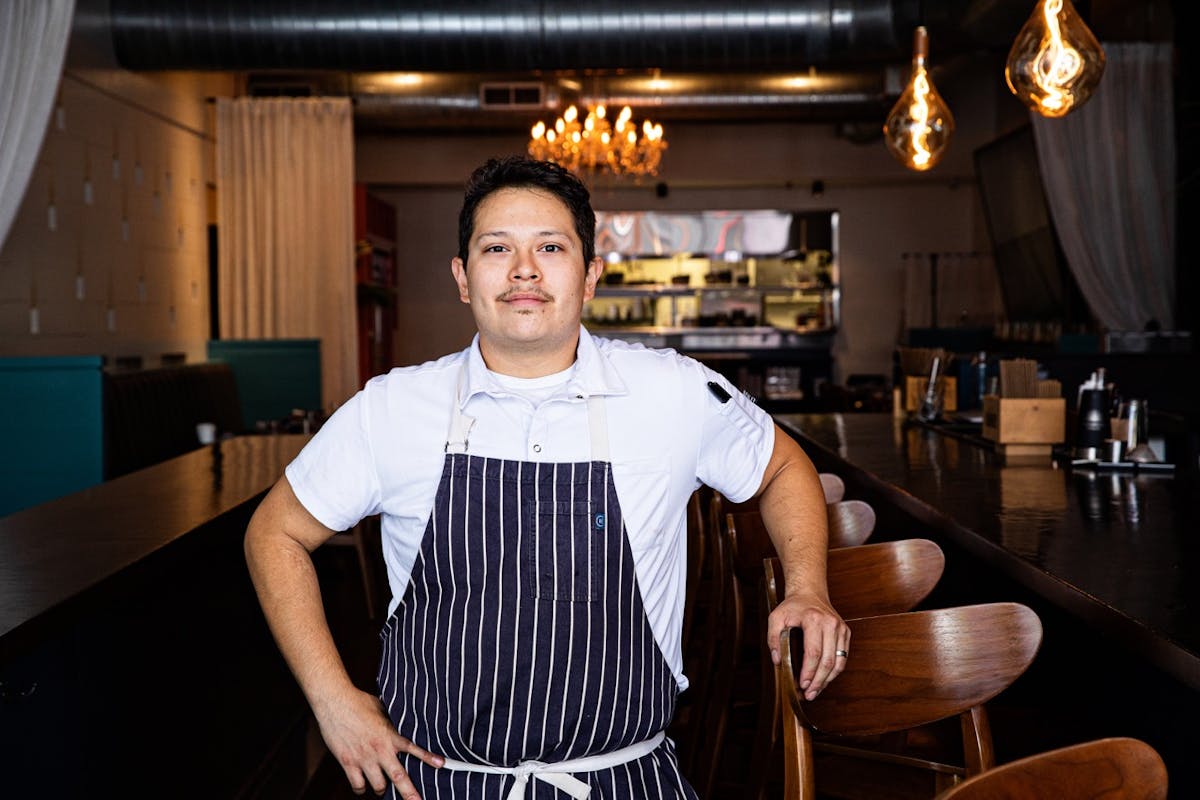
[777,603,1043,799]
[934,737,1167,800]
[757,541,944,800]
[695,492,874,798]
[764,539,945,622]
[681,489,707,653]
[726,510,775,586]
[819,472,846,504]
[827,499,875,548]
[825,539,944,620]
[681,490,744,798]
[723,499,876,576]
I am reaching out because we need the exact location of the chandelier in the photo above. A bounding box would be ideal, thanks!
[528,104,667,178]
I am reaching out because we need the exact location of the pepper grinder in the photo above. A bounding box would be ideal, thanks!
[1074,387,1110,461]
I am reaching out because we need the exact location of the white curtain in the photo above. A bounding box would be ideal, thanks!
[1032,43,1175,331]
[216,97,359,410]
[0,0,75,251]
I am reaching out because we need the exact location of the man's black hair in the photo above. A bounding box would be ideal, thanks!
[457,156,596,269]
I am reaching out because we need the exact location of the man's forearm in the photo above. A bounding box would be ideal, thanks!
[244,482,358,716]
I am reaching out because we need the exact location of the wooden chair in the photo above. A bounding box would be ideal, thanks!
[686,492,873,795]
[777,602,1043,799]
[934,737,1167,800]
[819,472,846,503]
[755,542,945,800]
[724,501,941,800]
[710,493,875,551]
[681,488,707,654]
[683,491,743,798]
[828,498,875,548]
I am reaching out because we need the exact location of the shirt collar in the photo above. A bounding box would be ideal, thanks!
[460,325,628,407]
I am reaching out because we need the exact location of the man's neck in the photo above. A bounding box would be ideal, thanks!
[477,334,581,378]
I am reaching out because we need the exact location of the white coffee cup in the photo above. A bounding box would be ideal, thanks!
[196,422,217,445]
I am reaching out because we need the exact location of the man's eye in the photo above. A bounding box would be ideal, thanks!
[483,245,507,253]
[541,244,563,252]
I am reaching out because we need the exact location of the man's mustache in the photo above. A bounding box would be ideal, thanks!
[496,287,554,302]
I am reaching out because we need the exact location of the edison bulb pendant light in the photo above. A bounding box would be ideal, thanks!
[1006,0,1106,118]
[884,26,955,172]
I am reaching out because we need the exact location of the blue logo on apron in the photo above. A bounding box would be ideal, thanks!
[595,513,606,530]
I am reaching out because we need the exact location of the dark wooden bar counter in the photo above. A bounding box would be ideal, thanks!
[0,435,325,797]
[778,413,1200,795]
[777,413,1200,689]
[0,434,307,653]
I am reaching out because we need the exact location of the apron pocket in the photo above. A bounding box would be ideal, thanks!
[524,499,601,602]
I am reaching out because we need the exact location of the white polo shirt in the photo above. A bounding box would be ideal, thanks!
[285,326,775,689]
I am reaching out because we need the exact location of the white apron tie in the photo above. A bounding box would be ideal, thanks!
[437,732,665,800]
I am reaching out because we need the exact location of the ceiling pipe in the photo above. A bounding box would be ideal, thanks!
[350,71,887,109]
[349,71,892,129]
[108,0,922,72]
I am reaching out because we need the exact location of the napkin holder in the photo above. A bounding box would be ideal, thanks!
[982,396,1065,460]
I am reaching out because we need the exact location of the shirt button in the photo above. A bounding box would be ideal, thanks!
[532,444,542,453]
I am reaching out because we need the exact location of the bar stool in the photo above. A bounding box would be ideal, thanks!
[683,488,872,794]
[827,499,875,548]
[934,737,1167,800]
[753,541,945,800]
[819,472,846,503]
[776,602,1043,799]
[708,494,934,800]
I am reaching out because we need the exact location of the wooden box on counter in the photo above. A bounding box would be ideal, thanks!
[981,396,1066,458]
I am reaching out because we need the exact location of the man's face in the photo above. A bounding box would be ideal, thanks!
[451,187,602,369]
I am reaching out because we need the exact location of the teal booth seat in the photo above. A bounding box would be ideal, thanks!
[0,356,104,516]
[206,339,322,430]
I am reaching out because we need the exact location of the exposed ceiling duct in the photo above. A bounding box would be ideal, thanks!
[95,0,997,129]
[108,0,935,73]
[345,70,897,129]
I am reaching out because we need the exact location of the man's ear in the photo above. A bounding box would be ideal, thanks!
[451,257,470,304]
[583,256,604,302]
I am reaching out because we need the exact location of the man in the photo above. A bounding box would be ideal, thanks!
[245,156,848,799]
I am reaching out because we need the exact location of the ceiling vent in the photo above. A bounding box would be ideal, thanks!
[479,82,545,110]
[246,77,319,98]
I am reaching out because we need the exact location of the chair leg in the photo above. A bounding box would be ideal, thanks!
[934,772,960,794]
[780,666,816,800]
[961,703,995,776]
[748,591,781,800]
[323,517,383,621]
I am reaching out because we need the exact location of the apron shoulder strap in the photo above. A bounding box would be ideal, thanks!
[586,394,610,462]
[446,364,476,454]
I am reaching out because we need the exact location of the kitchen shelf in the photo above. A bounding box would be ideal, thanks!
[595,283,836,296]
[588,282,839,330]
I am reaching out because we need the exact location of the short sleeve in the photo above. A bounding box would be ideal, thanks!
[694,368,775,503]
[284,390,382,532]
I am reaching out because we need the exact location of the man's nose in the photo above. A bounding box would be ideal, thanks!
[510,251,540,281]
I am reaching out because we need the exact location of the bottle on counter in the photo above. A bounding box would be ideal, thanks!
[974,351,987,406]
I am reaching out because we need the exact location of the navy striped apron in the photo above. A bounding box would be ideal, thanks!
[377,372,698,799]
